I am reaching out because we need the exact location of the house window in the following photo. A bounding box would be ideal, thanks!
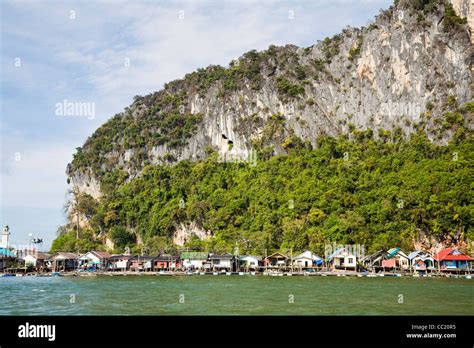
[348,258,354,264]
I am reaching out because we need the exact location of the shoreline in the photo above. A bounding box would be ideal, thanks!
[1,270,472,279]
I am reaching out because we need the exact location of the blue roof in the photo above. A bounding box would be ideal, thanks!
[0,248,15,257]
[407,251,421,260]
[387,247,401,258]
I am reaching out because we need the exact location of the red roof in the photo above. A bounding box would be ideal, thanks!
[433,248,473,262]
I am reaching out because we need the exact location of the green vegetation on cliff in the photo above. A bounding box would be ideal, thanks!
[52,110,474,255]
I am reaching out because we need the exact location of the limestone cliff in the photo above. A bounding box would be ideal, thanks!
[67,0,472,207]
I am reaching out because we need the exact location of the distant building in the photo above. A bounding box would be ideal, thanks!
[129,256,155,272]
[263,252,289,268]
[154,254,181,270]
[23,252,50,269]
[49,252,79,272]
[407,251,435,272]
[79,250,111,270]
[239,255,262,270]
[434,248,474,271]
[109,254,132,271]
[0,225,10,249]
[209,253,234,271]
[0,247,16,271]
[292,250,322,268]
[181,251,209,269]
[327,248,357,270]
[382,248,410,270]
[360,250,390,270]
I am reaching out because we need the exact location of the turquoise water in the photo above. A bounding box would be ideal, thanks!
[1,275,473,315]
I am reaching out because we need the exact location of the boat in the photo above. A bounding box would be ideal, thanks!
[466,275,472,279]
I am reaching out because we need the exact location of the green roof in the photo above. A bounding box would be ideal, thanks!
[180,251,208,260]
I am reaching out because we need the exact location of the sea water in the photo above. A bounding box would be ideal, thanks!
[1,275,473,315]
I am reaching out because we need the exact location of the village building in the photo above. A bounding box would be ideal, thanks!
[181,251,209,270]
[78,250,111,270]
[22,252,50,271]
[154,254,181,270]
[263,252,289,268]
[407,251,435,272]
[108,254,133,271]
[209,253,234,271]
[49,252,79,272]
[291,250,323,269]
[360,250,389,271]
[239,255,262,271]
[0,247,16,271]
[129,256,155,272]
[327,247,357,271]
[381,248,410,271]
[434,248,474,272]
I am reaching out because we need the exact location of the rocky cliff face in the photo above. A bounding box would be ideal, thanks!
[67,0,472,201]
[451,0,474,42]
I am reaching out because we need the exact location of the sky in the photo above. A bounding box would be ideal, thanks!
[0,0,392,250]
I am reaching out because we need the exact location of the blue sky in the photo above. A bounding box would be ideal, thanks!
[0,0,392,250]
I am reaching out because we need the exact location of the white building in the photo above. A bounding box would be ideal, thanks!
[23,252,50,267]
[240,255,261,269]
[209,253,234,270]
[78,250,111,269]
[1,225,10,249]
[328,247,357,270]
[292,250,323,268]
[181,252,209,269]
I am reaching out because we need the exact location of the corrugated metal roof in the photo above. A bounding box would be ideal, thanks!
[90,250,111,259]
[51,252,78,260]
[180,251,208,260]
